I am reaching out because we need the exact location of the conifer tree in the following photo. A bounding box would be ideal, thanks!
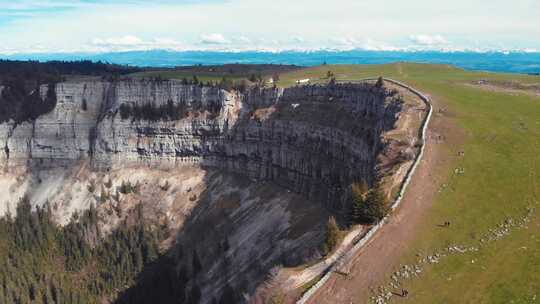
[362,183,390,224]
[375,76,384,88]
[350,182,368,224]
[322,216,340,254]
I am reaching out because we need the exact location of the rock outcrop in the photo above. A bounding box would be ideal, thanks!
[0,78,425,303]
[1,79,403,212]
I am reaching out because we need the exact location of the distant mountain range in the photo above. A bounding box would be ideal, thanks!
[2,50,540,74]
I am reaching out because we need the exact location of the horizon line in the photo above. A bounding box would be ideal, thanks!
[2,47,540,57]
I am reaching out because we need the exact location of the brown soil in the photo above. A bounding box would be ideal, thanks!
[304,92,464,304]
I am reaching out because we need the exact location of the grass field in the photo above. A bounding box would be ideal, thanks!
[129,64,299,83]
[277,64,540,303]
[129,70,246,83]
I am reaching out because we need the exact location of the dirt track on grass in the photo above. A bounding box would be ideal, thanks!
[306,91,460,304]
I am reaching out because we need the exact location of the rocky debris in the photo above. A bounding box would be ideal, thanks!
[480,207,534,243]
[446,245,478,254]
[371,286,393,304]
[370,206,535,304]
[438,183,448,193]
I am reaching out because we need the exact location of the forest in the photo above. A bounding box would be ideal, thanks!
[0,196,240,304]
[118,99,222,121]
[0,60,140,124]
[0,198,164,304]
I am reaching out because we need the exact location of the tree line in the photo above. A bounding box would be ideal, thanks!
[322,181,390,255]
[0,60,139,82]
[0,195,243,304]
[0,60,140,124]
[118,99,222,121]
[0,197,164,304]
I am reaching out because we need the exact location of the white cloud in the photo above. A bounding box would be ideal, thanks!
[234,36,251,44]
[91,35,144,46]
[331,37,361,47]
[1,0,539,53]
[200,33,229,45]
[326,37,401,51]
[409,34,449,46]
[362,38,402,51]
[88,35,185,52]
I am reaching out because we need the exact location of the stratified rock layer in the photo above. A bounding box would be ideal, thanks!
[0,79,426,303]
[1,80,402,211]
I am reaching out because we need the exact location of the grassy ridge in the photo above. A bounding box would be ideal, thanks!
[279,64,540,303]
[129,64,299,83]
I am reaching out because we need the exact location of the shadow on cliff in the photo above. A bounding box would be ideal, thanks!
[113,82,401,304]
[236,82,401,212]
[114,169,329,304]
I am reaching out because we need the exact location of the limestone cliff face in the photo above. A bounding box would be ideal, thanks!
[0,79,402,211]
[0,81,108,166]
[0,79,416,303]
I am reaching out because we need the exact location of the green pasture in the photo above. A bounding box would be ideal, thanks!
[280,63,540,303]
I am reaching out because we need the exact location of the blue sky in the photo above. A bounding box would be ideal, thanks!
[0,0,539,54]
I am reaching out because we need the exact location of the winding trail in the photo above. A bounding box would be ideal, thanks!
[294,79,435,304]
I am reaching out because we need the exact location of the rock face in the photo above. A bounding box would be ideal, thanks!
[0,78,424,303]
[1,79,402,212]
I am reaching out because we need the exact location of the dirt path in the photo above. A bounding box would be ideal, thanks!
[306,93,457,304]
[284,224,367,289]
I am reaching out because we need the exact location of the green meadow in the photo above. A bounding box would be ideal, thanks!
[278,64,540,303]
[129,70,245,83]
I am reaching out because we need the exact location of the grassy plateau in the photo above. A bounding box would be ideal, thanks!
[276,63,540,303]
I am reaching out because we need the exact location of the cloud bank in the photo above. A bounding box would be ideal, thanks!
[0,0,539,54]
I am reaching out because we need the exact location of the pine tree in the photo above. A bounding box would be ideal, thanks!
[375,76,384,88]
[362,183,390,224]
[322,216,340,255]
[133,249,144,272]
[350,182,368,224]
